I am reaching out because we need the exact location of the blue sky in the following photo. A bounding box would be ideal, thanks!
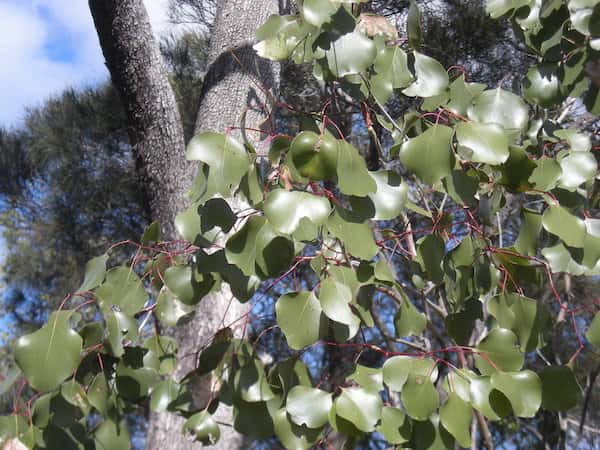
[0,0,172,127]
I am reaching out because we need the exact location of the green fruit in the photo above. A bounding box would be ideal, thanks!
[290,131,338,180]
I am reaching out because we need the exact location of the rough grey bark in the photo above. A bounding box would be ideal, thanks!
[145,1,283,449]
[89,0,192,239]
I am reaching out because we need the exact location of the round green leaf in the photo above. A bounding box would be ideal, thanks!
[523,64,564,108]
[186,132,250,196]
[468,88,529,132]
[529,157,562,191]
[365,170,407,220]
[335,386,382,432]
[439,392,472,448]
[276,291,324,350]
[399,125,454,185]
[558,151,597,190]
[95,266,148,315]
[235,359,275,403]
[490,370,542,418]
[540,366,580,411]
[401,372,439,420]
[326,31,377,77]
[347,365,384,392]
[376,406,412,445]
[150,379,180,413]
[383,356,438,391]
[474,328,524,375]
[272,408,324,449]
[143,335,178,375]
[456,121,509,165]
[94,420,130,450]
[542,205,586,248]
[319,279,360,339]
[14,311,82,392]
[264,189,331,235]
[303,0,339,26]
[78,254,108,293]
[402,51,449,97]
[155,286,195,327]
[586,312,600,347]
[286,386,332,428]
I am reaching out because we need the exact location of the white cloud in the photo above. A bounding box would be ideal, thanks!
[0,0,172,127]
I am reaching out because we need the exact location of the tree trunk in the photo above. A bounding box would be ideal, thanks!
[145,1,283,449]
[89,0,191,239]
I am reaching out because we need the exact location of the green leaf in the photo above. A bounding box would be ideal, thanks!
[163,265,203,306]
[399,125,454,185]
[523,64,564,108]
[402,372,439,420]
[364,170,408,220]
[150,379,180,412]
[416,234,445,283]
[439,392,472,448]
[199,198,236,233]
[276,291,325,350]
[407,0,422,49]
[272,408,324,449]
[468,88,529,132]
[586,312,600,346]
[542,205,586,248]
[326,31,377,77]
[286,386,332,428]
[105,310,138,357]
[540,366,580,411]
[383,356,438,391]
[264,189,331,235]
[336,141,377,196]
[347,365,384,392]
[412,414,455,450]
[94,420,130,450]
[78,254,108,293]
[175,202,202,242]
[14,311,82,392]
[143,335,177,375]
[490,370,542,418]
[115,349,158,401]
[184,411,220,446]
[335,386,382,432]
[474,328,524,375]
[469,375,502,421]
[558,151,597,190]
[155,286,195,327]
[226,216,265,276]
[394,290,427,338]
[529,157,562,191]
[376,406,412,445]
[95,267,148,315]
[319,279,361,339]
[402,52,449,97]
[233,399,276,439]
[303,0,339,27]
[374,46,414,89]
[486,0,529,18]
[326,208,379,260]
[487,293,549,352]
[555,129,592,152]
[255,221,295,278]
[186,132,250,196]
[456,121,509,165]
[446,75,486,116]
[235,359,275,403]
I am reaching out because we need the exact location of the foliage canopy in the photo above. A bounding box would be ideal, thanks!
[1,0,599,449]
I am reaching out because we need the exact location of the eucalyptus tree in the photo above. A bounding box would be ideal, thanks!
[1,1,599,450]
